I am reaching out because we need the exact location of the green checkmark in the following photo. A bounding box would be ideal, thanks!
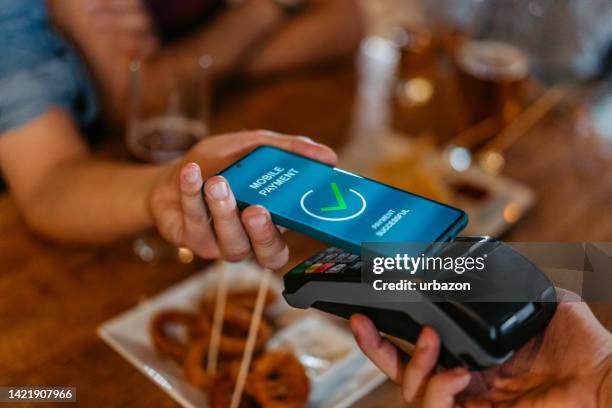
[320,182,347,212]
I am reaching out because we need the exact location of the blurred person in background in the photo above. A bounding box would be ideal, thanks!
[0,0,348,269]
[50,0,364,126]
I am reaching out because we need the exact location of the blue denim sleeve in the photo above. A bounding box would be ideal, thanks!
[0,53,98,133]
[0,1,97,134]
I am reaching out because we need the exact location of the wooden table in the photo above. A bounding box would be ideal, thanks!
[1,63,611,407]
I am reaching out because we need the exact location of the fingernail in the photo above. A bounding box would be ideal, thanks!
[416,332,430,351]
[208,181,229,200]
[183,163,200,184]
[348,317,359,337]
[453,367,469,377]
[350,323,358,337]
[298,135,316,144]
[247,213,268,229]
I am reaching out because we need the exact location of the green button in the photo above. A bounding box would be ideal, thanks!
[291,264,307,274]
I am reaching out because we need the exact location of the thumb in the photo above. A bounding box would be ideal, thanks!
[422,367,471,408]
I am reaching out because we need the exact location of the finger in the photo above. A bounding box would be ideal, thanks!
[204,176,252,262]
[350,314,405,384]
[554,287,582,302]
[241,206,289,270]
[153,199,183,247]
[179,163,219,258]
[484,387,521,405]
[139,34,159,54]
[115,33,159,56]
[486,375,542,405]
[402,326,441,402]
[465,399,493,408]
[93,12,152,34]
[249,131,338,166]
[211,130,338,167]
[88,0,143,13]
[180,163,207,222]
[421,367,471,408]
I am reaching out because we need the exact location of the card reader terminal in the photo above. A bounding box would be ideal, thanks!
[283,236,557,370]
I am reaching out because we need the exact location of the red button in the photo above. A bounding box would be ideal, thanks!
[314,263,335,273]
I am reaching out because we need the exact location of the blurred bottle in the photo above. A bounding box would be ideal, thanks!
[391,25,464,141]
[395,25,435,79]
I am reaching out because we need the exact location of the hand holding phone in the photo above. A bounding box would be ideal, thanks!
[149,131,337,268]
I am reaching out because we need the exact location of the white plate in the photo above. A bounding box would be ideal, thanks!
[98,261,386,408]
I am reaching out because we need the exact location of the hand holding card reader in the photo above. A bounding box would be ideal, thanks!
[283,236,557,370]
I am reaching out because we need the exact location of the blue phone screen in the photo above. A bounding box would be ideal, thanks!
[220,146,466,250]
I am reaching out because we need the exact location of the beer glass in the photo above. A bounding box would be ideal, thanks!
[453,0,530,126]
[126,56,212,163]
[126,56,212,262]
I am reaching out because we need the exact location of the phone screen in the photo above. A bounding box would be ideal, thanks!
[219,146,467,252]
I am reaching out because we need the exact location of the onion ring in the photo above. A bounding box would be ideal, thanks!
[150,310,201,361]
[183,339,214,389]
[209,374,260,408]
[199,304,271,357]
[247,351,309,408]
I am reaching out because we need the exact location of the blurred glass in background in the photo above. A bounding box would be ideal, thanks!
[428,0,612,145]
[360,0,612,145]
[127,56,212,163]
[422,0,612,83]
[127,55,212,263]
[350,0,611,235]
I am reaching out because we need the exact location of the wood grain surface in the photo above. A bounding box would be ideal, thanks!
[1,62,610,407]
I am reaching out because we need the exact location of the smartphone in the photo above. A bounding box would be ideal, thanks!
[217,146,468,253]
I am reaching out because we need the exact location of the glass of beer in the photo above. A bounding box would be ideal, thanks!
[126,56,212,163]
[452,0,531,127]
[455,39,529,126]
[126,55,212,263]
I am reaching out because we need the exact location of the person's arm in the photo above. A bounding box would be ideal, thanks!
[0,108,164,244]
[50,0,285,125]
[0,109,338,270]
[53,0,363,125]
[242,0,364,77]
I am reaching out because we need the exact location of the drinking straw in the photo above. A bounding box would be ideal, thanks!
[481,86,565,154]
[230,269,272,408]
[207,265,229,376]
